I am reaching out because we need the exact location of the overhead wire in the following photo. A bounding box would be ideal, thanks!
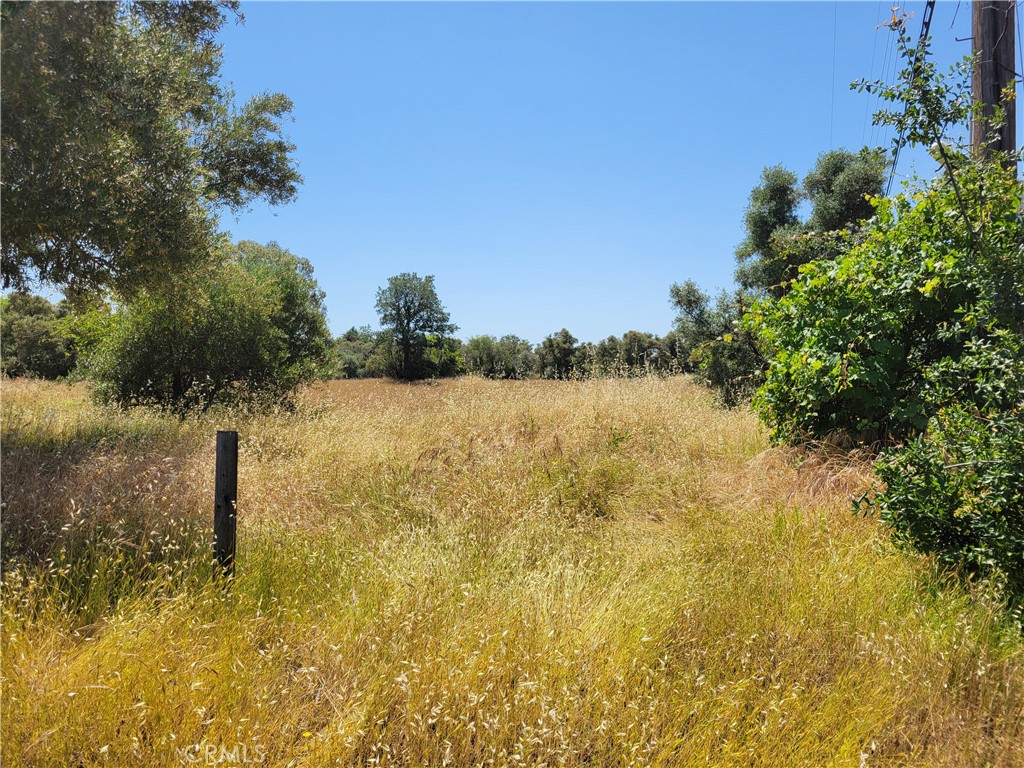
[1018,2,1023,80]
[1018,2,1023,178]
[830,0,839,148]
[862,1,885,146]
[886,0,936,196]
[872,0,898,149]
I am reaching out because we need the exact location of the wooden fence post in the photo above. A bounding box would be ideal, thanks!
[214,430,238,579]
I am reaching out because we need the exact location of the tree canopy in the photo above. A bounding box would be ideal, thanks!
[88,241,330,414]
[374,273,458,381]
[536,329,578,380]
[1,1,300,294]
[0,292,76,379]
[735,150,886,296]
[464,334,537,379]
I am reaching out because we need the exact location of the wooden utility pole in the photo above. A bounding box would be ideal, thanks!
[214,430,238,579]
[971,0,1017,166]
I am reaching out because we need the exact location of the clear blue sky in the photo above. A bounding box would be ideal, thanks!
[217,1,982,345]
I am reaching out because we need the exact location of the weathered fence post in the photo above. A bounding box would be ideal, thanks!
[214,430,238,579]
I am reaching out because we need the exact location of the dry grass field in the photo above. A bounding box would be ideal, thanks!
[2,376,1023,767]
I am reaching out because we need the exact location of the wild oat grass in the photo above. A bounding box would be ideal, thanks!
[2,377,1023,766]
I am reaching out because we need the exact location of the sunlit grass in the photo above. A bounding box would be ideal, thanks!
[3,376,1022,766]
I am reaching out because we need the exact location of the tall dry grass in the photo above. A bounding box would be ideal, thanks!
[2,376,1022,767]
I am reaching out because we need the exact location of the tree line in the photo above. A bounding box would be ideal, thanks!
[2,269,692,394]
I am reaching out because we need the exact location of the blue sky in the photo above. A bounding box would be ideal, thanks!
[216,1,983,344]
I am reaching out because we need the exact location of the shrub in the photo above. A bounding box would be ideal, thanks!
[747,162,1023,443]
[88,241,331,414]
[865,333,1024,608]
[0,292,76,378]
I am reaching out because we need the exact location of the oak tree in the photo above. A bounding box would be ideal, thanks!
[1,1,301,294]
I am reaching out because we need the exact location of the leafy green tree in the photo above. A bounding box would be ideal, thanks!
[749,163,1022,443]
[424,335,464,379]
[1,1,300,294]
[804,148,887,233]
[0,292,76,378]
[734,166,801,295]
[669,281,762,406]
[464,335,503,377]
[234,241,330,377]
[668,280,721,370]
[675,148,886,406]
[735,151,886,297]
[496,335,537,379]
[536,329,578,379]
[374,273,457,381]
[620,331,668,371]
[331,326,384,379]
[88,242,330,413]
[748,5,1020,445]
[585,331,671,377]
[590,335,623,375]
[572,342,598,377]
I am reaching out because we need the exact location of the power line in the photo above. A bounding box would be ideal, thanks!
[1018,2,1023,81]
[830,1,839,148]
[872,0,899,149]
[886,0,937,196]
[862,1,885,147]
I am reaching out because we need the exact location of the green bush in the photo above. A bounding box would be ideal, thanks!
[1,292,76,378]
[88,241,331,414]
[865,333,1024,608]
[747,11,1024,614]
[747,162,1023,444]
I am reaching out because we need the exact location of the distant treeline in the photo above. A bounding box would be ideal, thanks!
[2,294,697,384]
[330,326,692,381]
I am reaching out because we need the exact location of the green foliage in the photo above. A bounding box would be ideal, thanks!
[52,296,115,374]
[1,1,300,294]
[669,282,762,406]
[749,163,1023,443]
[374,273,458,381]
[234,241,331,377]
[424,335,464,379]
[464,334,537,379]
[734,166,801,295]
[752,10,1024,612]
[596,331,672,377]
[749,4,1022,445]
[865,334,1024,608]
[536,329,578,379]
[463,335,502,378]
[331,326,384,379]
[500,335,539,378]
[672,149,885,407]
[735,151,886,297]
[804,148,888,233]
[1,292,76,378]
[88,241,330,413]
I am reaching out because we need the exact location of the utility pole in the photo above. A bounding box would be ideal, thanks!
[971,0,1017,167]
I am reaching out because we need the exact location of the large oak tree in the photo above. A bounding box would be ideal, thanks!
[1,1,301,294]
[374,273,457,381]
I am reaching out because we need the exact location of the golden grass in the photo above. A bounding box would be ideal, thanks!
[3,376,1023,767]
